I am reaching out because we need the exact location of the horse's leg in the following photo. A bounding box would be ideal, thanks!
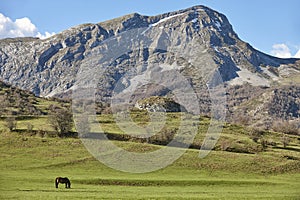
[55,179,58,188]
[65,183,67,188]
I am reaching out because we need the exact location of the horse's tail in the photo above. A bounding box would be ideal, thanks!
[55,177,59,188]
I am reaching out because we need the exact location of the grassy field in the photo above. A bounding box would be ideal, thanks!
[1,58,300,199]
[1,128,300,199]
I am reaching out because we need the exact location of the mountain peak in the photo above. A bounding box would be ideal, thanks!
[0,5,299,98]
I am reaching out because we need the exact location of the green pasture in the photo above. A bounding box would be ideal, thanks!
[1,130,299,199]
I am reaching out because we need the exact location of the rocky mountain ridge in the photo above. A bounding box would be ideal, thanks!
[0,5,299,126]
[0,5,299,96]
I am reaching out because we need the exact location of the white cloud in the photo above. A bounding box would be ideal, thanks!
[271,44,292,58]
[0,13,55,39]
[294,49,300,59]
[271,43,300,59]
[36,31,56,39]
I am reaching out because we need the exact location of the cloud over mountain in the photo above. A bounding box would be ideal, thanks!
[295,49,300,58]
[271,43,300,58]
[0,13,54,39]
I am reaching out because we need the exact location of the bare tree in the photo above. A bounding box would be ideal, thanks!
[26,123,34,132]
[5,116,17,131]
[281,135,291,148]
[249,128,264,143]
[272,120,299,135]
[48,105,73,137]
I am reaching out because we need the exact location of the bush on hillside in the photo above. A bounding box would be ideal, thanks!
[48,105,73,137]
[248,127,264,143]
[272,120,299,135]
[5,116,17,131]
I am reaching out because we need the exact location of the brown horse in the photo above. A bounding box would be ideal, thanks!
[55,177,71,188]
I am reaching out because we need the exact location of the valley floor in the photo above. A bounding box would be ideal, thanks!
[0,133,299,199]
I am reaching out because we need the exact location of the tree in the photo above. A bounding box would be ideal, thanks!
[5,116,17,131]
[249,128,264,143]
[260,138,268,151]
[48,105,73,137]
[281,135,291,148]
[26,122,34,132]
[272,120,299,135]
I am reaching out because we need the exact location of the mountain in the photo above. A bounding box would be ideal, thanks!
[0,5,299,126]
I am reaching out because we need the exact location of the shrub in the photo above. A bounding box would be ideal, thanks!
[260,138,268,150]
[48,105,73,137]
[101,107,112,114]
[148,127,178,145]
[248,128,264,143]
[5,117,17,131]
[266,140,277,147]
[220,140,231,151]
[231,113,251,126]
[26,123,34,132]
[37,129,46,137]
[272,120,298,135]
[281,135,291,148]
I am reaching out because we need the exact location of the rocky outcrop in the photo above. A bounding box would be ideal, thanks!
[135,96,185,112]
[268,86,300,119]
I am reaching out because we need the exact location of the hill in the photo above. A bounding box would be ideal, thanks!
[0,82,299,199]
[0,81,70,117]
[0,81,44,116]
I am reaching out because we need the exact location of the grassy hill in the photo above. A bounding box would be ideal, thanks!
[0,81,70,133]
[0,81,300,199]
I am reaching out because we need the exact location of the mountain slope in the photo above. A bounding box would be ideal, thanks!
[0,5,299,96]
[0,5,299,125]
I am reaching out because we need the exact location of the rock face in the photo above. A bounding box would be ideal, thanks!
[0,5,299,97]
[227,84,300,128]
[0,5,299,125]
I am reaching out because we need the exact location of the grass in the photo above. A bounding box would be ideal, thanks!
[278,73,300,85]
[1,130,300,199]
[0,103,299,199]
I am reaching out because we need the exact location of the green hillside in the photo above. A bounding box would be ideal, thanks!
[0,82,300,199]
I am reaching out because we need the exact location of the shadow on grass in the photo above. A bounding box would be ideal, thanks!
[273,146,300,152]
[74,178,280,187]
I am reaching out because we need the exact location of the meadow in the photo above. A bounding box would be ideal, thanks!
[1,112,300,199]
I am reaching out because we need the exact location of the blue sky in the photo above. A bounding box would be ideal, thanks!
[0,0,299,58]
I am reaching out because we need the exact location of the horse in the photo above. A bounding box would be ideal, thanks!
[55,177,71,188]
